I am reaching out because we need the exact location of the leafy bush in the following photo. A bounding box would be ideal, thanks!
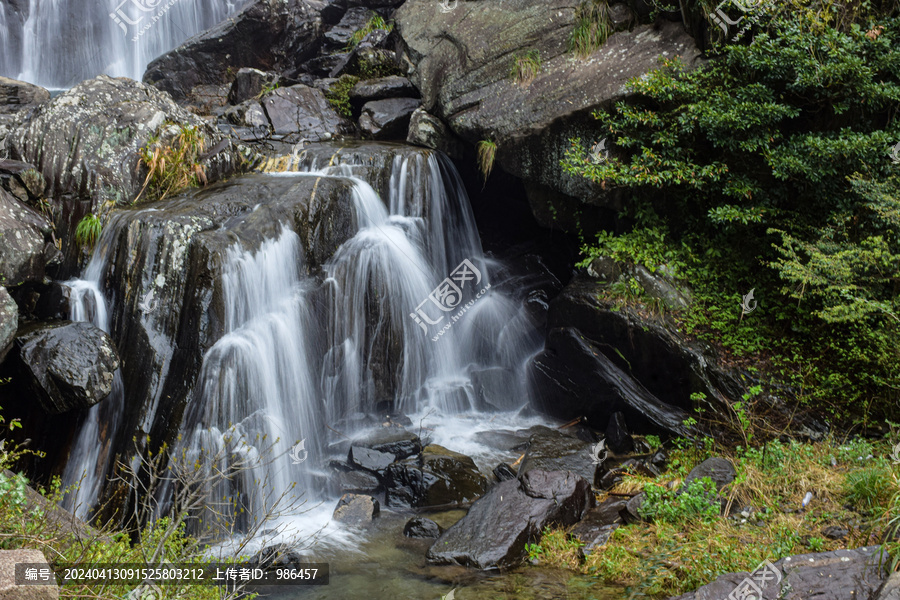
[137,124,208,202]
[75,213,102,250]
[638,477,720,526]
[510,50,541,85]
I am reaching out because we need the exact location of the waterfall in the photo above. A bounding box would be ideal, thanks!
[0,0,244,89]
[60,246,125,519]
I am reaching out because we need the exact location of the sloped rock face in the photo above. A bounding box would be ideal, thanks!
[395,0,701,211]
[0,76,50,115]
[143,0,324,101]
[0,287,17,362]
[0,186,54,287]
[2,76,249,209]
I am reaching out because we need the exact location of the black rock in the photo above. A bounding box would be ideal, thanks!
[493,463,517,482]
[384,444,487,508]
[403,517,443,539]
[355,426,422,459]
[358,97,421,140]
[684,457,736,492]
[323,7,371,47]
[335,469,381,494]
[517,426,598,487]
[348,445,395,475]
[623,493,645,523]
[605,412,634,454]
[350,76,418,104]
[227,68,278,106]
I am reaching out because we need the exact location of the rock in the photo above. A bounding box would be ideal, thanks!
[406,108,464,159]
[684,457,735,492]
[623,492,645,523]
[348,445,395,475]
[570,496,627,555]
[0,288,16,362]
[876,571,900,600]
[228,68,279,106]
[384,444,488,508]
[358,97,421,139]
[426,470,594,569]
[586,256,621,283]
[0,159,46,205]
[324,7,372,47]
[334,468,381,494]
[305,53,350,77]
[332,493,380,525]
[3,75,248,210]
[0,549,59,599]
[0,77,50,115]
[0,187,52,287]
[262,84,355,140]
[395,1,701,207]
[472,429,529,452]
[329,38,397,79]
[493,463,517,482]
[143,0,323,102]
[471,367,521,412]
[632,264,691,310]
[668,546,889,600]
[350,76,419,104]
[186,84,231,113]
[821,525,849,540]
[355,426,422,459]
[224,100,271,129]
[15,321,120,414]
[517,425,598,486]
[609,2,637,30]
[605,412,634,454]
[403,516,443,538]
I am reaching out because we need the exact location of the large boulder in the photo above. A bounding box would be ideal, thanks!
[406,108,465,159]
[143,0,324,102]
[426,469,594,569]
[0,159,47,205]
[358,98,421,139]
[3,76,250,209]
[227,68,279,106]
[395,0,701,214]
[668,546,889,600]
[517,425,598,485]
[261,84,355,140]
[0,187,54,287]
[0,76,50,115]
[0,549,59,600]
[384,444,488,508]
[15,321,120,414]
[0,287,16,362]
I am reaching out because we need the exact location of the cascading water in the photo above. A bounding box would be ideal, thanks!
[0,0,244,89]
[60,246,125,520]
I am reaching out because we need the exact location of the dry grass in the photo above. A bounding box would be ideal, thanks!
[136,124,208,203]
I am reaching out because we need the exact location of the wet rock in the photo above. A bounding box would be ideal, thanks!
[384,444,488,508]
[571,496,627,555]
[358,98,421,140]
[0,288,16,362]
[0,76,50,114]
[684,457,735,492]
[517,425,598,486]
[329,41,397,79]
[403,516,443,539]
[493,463,517,482]
[334,468,381,494]
[355,426,422,459]
[332,493,380,525]
[623,493,645,523]
[471,367,521,412]
[15,321,120,414]
[228,68,279,106]
[348,445,395,475]
[0,159,46,205]
[0,187,52,287]
[262,84,355,140]
[0,549,59,600]
[3,75,248,210]
[350,76,419,104]
[426,470,594,569]
[668,546,889,600]
[605,412,634,454]
[472,429,529,452]
[632,264,691,310]
[224,100,271,129]
[305,53,350,77]
[324,7,372,47]
[406,108,464,159]
[144,0,323,102]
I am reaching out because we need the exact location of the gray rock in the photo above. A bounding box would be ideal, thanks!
[586,256,621,283]
[609,2,637,31]
[624,492,645,523]
[570,496,627,555]
[350,76,419,103]
[324,7,372,47]
[143,0,323,102]
[0,159,46,205]
[385,444,488,508]
[472,429,529,452]
[16,321,120,414]
[0,76,50,115]
[305,53,350,77]
[668,546,889,600]
[517,425,599,486]
[403,516,443,538]
[332,493,380,525]
[0,287,16,362]
[354,426,422,459]
[262,84,355,140]
[335,468,381,494]
[684,457,735,492]
[0,187,52,287]
[348,445,395,475]
[406,108,464,159]
[632,264,691,310]
[426,469,594,569]
[224,100,271,129]
[0,549,59,599]
[228,68,279,106]
[358,97,421,139]
[876,571,900,600]
[3,75,248,209]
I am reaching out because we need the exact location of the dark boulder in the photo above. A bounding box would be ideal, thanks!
[426,469,594,569]
[350,76,419,104]
[0,288,16,362]
[0,159,46,205]
[358,97,421,139]
[0,76,49,115]
[570,496,628,556]
[605,412,634,454]
[471,367,520,412]
[15,321,120,414]
[323,7,372,47]
[517,425,598,486]
[403,516,443,538]
[384,444,488,508]
[684,457,735,492]
[334,468,381,494]
[354,425,422,459]
[227,68,279,106]
[348,445,395,475]
[332,493,380,525]
[0,187,53,287]
[492,463,517,482]
[143,0,323,102]
[262,85,356,140]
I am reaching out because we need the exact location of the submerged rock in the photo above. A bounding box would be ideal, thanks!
[403,516,443,539]
[384,444,488,508]
[426,469,594,569]
[15,321,120,414]
[332,493,380,525]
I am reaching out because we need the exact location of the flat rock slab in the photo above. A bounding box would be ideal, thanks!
[348,445,395,475]
[332,493,380,525]
[426,469,594,569]
[354,425,422,459]
[517,425,598,486]
[0,549,59,599]
[262,84,355,140]
[669,546,889,600]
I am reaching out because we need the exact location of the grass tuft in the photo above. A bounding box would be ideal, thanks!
[325,75,360,118]
[570,0,613,57]
[75,213,102,250]
[510,50,542,85]
[137,124,208,203]
[347,13,393,49]
[477,139,497,180]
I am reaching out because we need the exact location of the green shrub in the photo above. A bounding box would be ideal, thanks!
[844,463,894,510]
[639,477,721,526]
[325,75,360,118]
[75,213,102,250]
[510,50,541,84]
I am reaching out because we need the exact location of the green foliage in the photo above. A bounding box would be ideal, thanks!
[638,477,721,526]
[510,50,542,85]
[477,139,497,180]
[570,0,613,57]
[646,435,662,450]
[325,75,360,118]
[347,13,392,48]
[137,124,208,203]
[562,10,900,419]
[75,213,102,250]
[844,462,894,509]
